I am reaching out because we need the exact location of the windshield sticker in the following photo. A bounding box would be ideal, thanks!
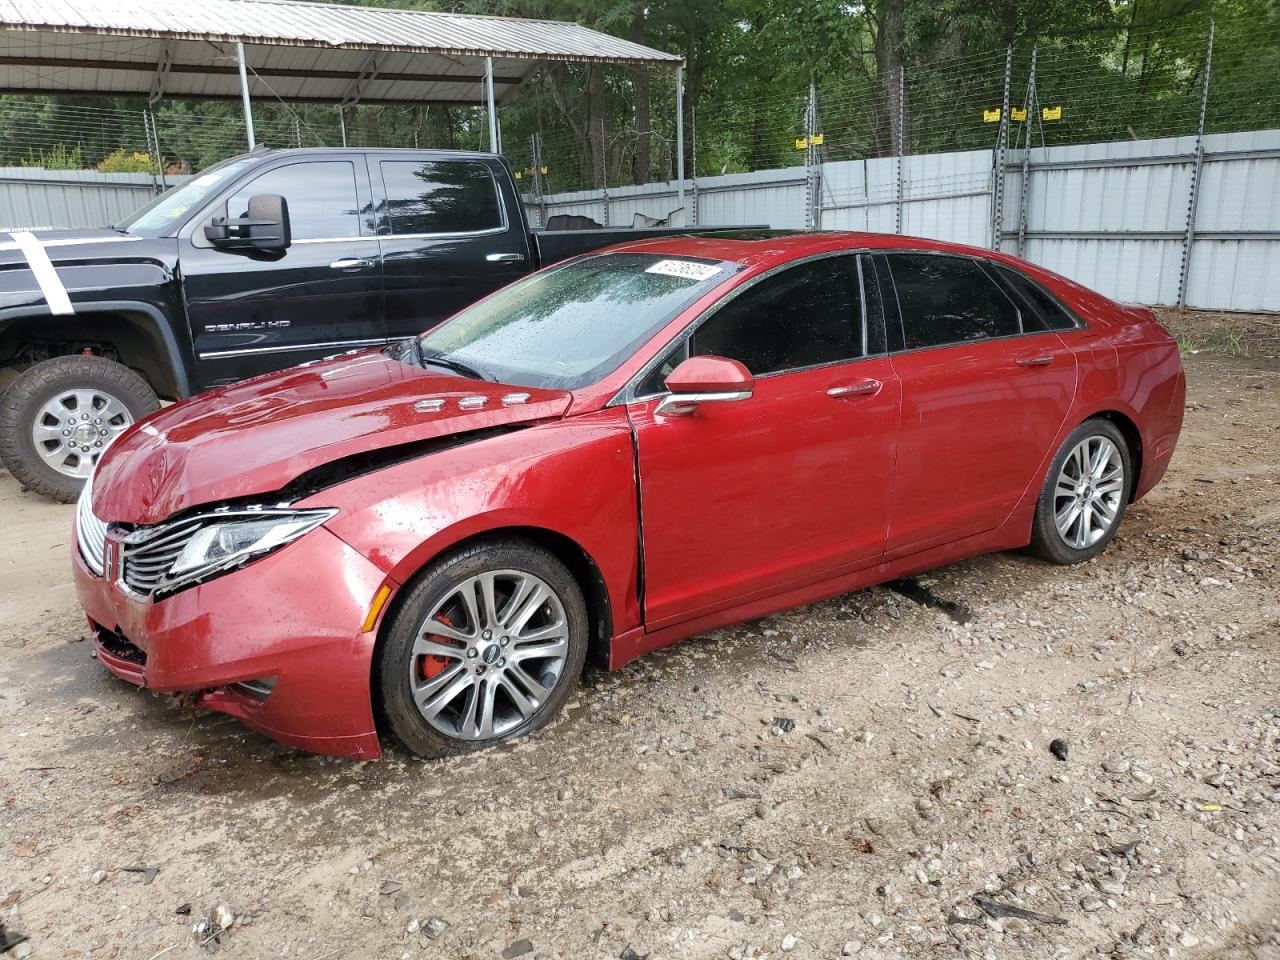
[645,260,722,282]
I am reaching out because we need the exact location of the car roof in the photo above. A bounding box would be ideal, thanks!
[598,230,1016,270]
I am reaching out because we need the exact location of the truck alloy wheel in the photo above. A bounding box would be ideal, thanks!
[0,355,160,502]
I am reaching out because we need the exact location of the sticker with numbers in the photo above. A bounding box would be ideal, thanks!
[645,260,723,282]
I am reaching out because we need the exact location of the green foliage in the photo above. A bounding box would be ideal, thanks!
[19,143,83,169]
[0,0,1277,190]
[96,148,154,173]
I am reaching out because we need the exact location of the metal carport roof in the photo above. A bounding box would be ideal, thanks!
[0,0,684,105]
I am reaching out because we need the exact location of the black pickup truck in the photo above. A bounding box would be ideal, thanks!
[0,147,743,501]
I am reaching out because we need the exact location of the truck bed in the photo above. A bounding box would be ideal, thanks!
[531,226,765,268]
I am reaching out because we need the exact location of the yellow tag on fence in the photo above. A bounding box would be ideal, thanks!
[1042,105,1062,121]
[514,170,522,179]
[810,133,824,146]
[540,165,548,175]
[795,137,808,149]
[983,108,1001,122]
[1011,106,1027,122]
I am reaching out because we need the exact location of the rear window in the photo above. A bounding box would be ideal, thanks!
[888,253,1022,349]
[991,263,1079,331]
[381,160,503,235]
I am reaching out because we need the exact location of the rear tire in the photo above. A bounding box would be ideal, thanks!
[378,538,589,759]
[1030,417,1133,565]
[0,355,159,502]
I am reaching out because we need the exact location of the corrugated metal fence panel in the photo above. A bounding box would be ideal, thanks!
[900,150,992,246]
[0,168,177,231]
[1185,130,1280,311]
[698,167,808,230]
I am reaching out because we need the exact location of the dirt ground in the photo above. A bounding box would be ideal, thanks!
[2,310,1279,960]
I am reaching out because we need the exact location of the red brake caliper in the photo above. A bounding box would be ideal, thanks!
[419,613,455,680]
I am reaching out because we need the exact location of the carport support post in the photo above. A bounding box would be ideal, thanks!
[236,42,256,149]
[1177,20,1214,309]
[485,57,498,153]
[675,65,686,212]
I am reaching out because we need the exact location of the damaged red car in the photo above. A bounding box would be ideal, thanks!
[73,233,1185,759]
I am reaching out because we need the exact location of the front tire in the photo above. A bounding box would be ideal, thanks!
[0,355,160,502]
[378,538,589,759]
[1030,418,1132,565]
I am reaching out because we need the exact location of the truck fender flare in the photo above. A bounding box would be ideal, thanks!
[0,300,192,399]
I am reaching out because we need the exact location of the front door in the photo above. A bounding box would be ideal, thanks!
[373,156,531,340]
[878,252,1078,557]
[628,254,901,630]
[183,158,383,389]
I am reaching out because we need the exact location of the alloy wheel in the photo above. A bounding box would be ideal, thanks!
[31,388,134,479]
[408,569,570,741]
[1053,435,1125,549]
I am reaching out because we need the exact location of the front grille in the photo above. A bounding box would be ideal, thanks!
[121,520,202,597]
[76,478,107,576]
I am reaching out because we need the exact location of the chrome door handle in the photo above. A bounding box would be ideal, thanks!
[486,252,526,263]
[1016,353,1056,367]
[827,379,882,398]
[330,258,374,271]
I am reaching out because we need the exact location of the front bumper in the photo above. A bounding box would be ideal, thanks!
[73,524,387,759]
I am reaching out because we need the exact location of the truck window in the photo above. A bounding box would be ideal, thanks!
[380,160,503,236]
[224,161,361,241]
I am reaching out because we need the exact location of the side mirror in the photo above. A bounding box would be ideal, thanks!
[656,355,754,416]
[204,194,291,251]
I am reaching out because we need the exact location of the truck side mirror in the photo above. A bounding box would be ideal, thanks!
[204,194,292,251]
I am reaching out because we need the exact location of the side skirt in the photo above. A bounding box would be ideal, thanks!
[608,512,1032,671]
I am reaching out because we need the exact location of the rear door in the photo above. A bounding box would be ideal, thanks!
[628,254,901,629]
[182,157,383,389]
[374,155,531,341]
[879,252,1078,557]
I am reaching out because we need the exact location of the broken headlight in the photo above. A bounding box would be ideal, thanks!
[122,507,336,597]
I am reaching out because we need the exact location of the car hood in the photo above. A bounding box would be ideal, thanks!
[92,351,572,524]
[0,227,167,268]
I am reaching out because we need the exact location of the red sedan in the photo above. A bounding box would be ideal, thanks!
[73,233,1186,759]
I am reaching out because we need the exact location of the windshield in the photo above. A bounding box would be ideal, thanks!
[415,253,738,390]
[116,157,257,236]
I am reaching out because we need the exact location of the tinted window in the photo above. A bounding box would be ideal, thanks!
[382,160,502,235]
[690,256,862,376]
[888,254,1021,350]
[417,254,732,390]
[992,263,1078,331]
[225,162,360,241]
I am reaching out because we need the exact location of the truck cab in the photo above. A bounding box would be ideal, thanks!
[0,146,730,502]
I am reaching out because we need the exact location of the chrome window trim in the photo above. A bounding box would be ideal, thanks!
[616,249,876,406]
[376,158,509,239]
[198,337,386,360]
[378,224,511,242]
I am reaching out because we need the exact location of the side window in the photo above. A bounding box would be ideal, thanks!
[381,160,503,235]
[887,253,1022,350]
[991,263,1079,332]
[690,256,862,376]
[636,341,688,397]
[225,162,360,241]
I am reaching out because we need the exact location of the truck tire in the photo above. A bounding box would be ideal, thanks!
[0,355,160,502]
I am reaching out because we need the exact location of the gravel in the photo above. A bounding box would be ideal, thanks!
[1,324,1279,957]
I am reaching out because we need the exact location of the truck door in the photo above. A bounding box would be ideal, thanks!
[182,157,384,389]
[373,156,531,341]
